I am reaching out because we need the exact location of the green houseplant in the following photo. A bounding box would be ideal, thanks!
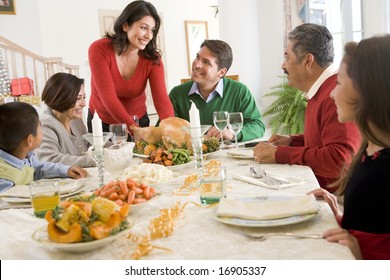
[262,77,307,135]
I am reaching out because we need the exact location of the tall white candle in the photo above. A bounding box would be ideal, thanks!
[92,112,104,149]
[189,101,201,137]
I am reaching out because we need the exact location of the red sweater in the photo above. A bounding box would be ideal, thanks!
[88,38,174,127]
[275,75,361,189]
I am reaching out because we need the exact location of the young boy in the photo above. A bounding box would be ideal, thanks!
[0,102,87,193]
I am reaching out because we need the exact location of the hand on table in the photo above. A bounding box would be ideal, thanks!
[253,142,277,163]
[308,188,342,221]
[67,165,88,179]
[268,134,292,146]
[322,228,362,260]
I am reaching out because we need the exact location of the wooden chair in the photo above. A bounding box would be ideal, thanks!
[180,74,239,84]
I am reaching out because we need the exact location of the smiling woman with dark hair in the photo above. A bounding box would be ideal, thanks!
[35,72,96,167]
[87,0,174,133]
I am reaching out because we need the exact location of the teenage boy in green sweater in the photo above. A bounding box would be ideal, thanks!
[169,39,265,143]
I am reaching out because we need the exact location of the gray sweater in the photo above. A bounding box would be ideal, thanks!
[35,108,96,167]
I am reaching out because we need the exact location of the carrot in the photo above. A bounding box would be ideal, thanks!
[127,190,136,205]
[118,194,126,201]
[134,187,143,195]
[133,198,147,204]
[143,186,151,200]
[149,187,156,198]
[118,180,128,196]
[115,199,124,206]
[108,192,118,201]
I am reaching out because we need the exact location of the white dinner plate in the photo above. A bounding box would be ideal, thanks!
[31,218,134,253]
[1,188,86,204]
[0,178,84,199]
[226,148,254,159]
[214,196,318,227]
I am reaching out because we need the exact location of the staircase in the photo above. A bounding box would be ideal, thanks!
[0,35,79,97]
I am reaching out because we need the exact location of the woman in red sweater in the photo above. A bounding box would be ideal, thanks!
[310,35,390,259]
[87,1,173,133]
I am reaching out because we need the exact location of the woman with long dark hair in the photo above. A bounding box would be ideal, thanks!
[310,35,390,259]
[87,1,174,132]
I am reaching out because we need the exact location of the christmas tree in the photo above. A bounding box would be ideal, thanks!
[0,52,11,95]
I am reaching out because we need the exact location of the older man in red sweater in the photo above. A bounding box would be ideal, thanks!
[254,24,361,191]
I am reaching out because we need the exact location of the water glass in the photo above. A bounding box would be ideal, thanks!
[199,166,227,205]
[228,112,243,148]
[213,111,228,149]
[109,123,128,144]
[29,179,60,218]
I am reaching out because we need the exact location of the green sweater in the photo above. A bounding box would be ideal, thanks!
[169,78,265,142]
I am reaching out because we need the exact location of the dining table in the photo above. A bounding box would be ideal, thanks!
[0,148,355,260]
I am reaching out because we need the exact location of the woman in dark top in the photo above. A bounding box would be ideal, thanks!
[309,35,390,259]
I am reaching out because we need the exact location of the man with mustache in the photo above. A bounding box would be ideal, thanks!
[253,23,361,192]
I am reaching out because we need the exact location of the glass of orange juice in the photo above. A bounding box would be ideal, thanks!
[29,179,60,218]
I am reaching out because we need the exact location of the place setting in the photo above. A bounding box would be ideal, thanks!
[232,164,305,190]
[213,194,320,228]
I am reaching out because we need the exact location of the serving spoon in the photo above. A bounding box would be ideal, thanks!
[243,231,323,241]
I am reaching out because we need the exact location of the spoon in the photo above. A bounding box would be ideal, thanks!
[244,231,323,241]
[249,165,289,185]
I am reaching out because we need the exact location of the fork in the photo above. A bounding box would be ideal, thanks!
[243,231,323,241]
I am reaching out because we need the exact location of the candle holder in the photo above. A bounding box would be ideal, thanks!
[82,132,113,188]
[183,125,211,187]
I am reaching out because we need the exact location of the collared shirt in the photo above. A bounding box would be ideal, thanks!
[0,149,70,193]
[188,79,224,102]
[305,63,338,100]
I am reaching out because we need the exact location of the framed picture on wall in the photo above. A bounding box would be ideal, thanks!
[185,20,208,75]
[0,0,16,15]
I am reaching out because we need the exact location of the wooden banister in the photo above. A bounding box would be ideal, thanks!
[0,35,79,96]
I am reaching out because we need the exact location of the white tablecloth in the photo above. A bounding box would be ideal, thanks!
[0,150,354,260]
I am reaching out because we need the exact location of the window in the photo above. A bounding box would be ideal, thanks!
[301,0,363,64]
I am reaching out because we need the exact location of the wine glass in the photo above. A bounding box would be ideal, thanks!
[213,111,228,149]
[109,123,128,145]
[228,112,243,148]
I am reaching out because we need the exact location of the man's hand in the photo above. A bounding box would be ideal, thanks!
[268,134,292,146]
[253,142,277,163]
[205,125,235,141]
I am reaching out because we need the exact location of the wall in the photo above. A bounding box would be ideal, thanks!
[0,0,218,95]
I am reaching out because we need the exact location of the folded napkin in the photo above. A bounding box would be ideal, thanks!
[0,178,83,198]
[233,174,304,190]
[227,148,254,158]
[216,195,319,220]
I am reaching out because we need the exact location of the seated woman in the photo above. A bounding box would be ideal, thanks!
[309,35,390,259]
[35,73,96,167]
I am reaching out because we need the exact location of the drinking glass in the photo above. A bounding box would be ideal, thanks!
[29,179,60,218]
[109,123,128,144]
[228,112,243,148]
[213,111,228,149]
[199,166,227,205]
